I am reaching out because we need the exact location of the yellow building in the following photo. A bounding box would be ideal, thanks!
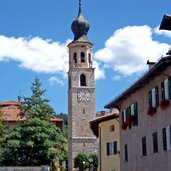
[90,111,120,171]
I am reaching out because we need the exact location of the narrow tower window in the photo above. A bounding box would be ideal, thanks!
[81,52,85,62]
[88,53,91,63]
[73,52,77,63]
[80,74,86,86]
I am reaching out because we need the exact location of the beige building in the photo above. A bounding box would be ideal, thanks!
[105,55,171,171]
[90,111,120,171]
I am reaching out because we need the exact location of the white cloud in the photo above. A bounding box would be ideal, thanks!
[48,76,64,86]
[0,35,104,81]
[94,25,170,77]
[154,26,171,38]
[0,36,69,76]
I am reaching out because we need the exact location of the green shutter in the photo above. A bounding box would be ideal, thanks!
[168,77,171,99]
[152,132,158,153]
[134,102,138,126]
[148,90,152,107]
[114,141,117,155]
[161,82,165,100]
[155,86,159,107]
[162,128,167,151]
[106,142,110,156]
[125,144,128,162]
[142,137,147,156]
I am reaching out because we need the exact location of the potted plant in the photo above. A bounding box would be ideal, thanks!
[147,107,157,116]
[160,99,170,110]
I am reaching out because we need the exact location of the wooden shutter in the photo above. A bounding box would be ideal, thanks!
[161,82,165,100]
[168,77,171,99]
[162,128,167,151]
[114,141,117,155]
[106,142,110,156]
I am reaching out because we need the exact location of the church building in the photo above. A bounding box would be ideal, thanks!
[67,0,97,170]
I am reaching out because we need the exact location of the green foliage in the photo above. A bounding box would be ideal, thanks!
[1,77,66,166]
[74,153,89,171]
[0,105,9,165]
[20,77,55,119]
[56,113,68,126]
[89,154,98,171]
[2,118,65,166]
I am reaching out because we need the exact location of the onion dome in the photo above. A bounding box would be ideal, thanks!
[71,0,90,42]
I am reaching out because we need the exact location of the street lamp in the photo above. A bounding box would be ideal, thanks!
[83,161,85,171]
[89,157,93,171]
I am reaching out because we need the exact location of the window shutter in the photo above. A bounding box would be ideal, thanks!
[166,126,171,150]
[168,77,171,99]
[114,141,117,155]
[122,111,124,124]
[148,90,152,107]
[123,110,126,123]
[155,86,159,107]
[152,132,158,153]
[134,102,138,126]
[161,82,165,100]
[125,145,128,162]
[162,128,167,151]
[106,142,110,156]
[131,104,134,116]
[142,137,147,156]
[151,88,156,107]
[164,79,169,100]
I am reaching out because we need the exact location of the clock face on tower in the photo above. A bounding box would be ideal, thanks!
[78,89,90,102]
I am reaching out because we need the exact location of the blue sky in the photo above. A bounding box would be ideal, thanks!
[0,0,171,114]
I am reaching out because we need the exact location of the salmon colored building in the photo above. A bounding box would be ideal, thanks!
[105,55,171,171]
[1,100,64,130]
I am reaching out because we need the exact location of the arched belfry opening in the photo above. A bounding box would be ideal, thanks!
[81,52,85,62]
[80,74,86,86]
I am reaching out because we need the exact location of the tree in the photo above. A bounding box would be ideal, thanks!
[0,105,8,165]
[74,153,89,171]
[2,77,66,167]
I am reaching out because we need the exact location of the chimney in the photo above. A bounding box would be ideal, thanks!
[147,60,156,69]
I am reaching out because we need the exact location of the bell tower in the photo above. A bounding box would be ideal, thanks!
[68,0,97,170]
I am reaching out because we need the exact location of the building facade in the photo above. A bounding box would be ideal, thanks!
[68,1,97,170]
[90,111,120,171]
[105,55,171,171]
[1,100,63,130]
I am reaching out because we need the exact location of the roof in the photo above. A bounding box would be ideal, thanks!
[159,14,171,30]
[90,113,119,137]
[0,100,20,106]
[105,55,171,109]
[1,100,64,122]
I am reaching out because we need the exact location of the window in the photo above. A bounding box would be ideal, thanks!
[152,132,158,153]
[148,87,159,108]
[81,52,85,62]
[131,102,138,126]
[161,78,171,100]
[69,76,71,89]
[88,53,91,63]
[80,74,86,86]
[106,141,117,156]
[162,126,171,151]
[73,52,77,63]
[110,125,115,132]
[121,102,138,129]
[124,144,128,162]
[142,137,147,156]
